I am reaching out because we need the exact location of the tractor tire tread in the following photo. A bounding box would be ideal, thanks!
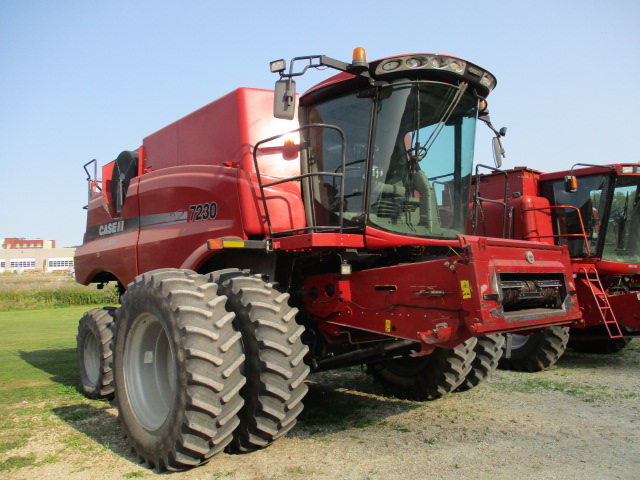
[114,269,245,472]
[214,270,309,453]
[456,334,505,392]
[499,326,570,372]
[77,307,117,399]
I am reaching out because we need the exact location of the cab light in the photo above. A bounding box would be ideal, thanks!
[270,59,286,73]
[382,60,400,71]
[406,57,422,68]
[351,47,368,71]
[449,60,463,72]
[480,72,496,90]
[352,47,367,63]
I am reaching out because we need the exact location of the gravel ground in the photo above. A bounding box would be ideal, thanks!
[4,340,640,480]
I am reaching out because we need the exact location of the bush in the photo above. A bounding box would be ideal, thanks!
[0,285,119,311]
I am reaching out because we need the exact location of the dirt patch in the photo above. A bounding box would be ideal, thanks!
[3,341,640,480]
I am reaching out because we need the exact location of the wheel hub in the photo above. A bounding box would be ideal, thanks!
[124,313,176,430]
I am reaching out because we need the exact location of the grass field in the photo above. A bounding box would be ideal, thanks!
[0,306,118,473]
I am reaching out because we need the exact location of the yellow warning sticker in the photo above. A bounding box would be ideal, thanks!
[460,280,472,299]
[385,319,392,333]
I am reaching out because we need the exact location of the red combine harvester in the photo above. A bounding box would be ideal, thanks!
[75,48,582,471]
[473,163,640,371]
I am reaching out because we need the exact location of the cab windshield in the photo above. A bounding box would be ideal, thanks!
[369,82,478,238]
[543,173,640,263]
[303,81,479,239]
[603,176,640,262]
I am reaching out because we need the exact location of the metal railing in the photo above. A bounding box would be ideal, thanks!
[472,164,511,238]
[252,124,346,237]
[521,204,592,257]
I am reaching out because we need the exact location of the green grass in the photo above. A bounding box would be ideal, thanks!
[0,454,37,472]
[0,306,92,402]
[0,305,113,468]
[494,370,639,403]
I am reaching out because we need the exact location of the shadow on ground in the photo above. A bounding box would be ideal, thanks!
[295,369,421,438]
[19,348,422,465]
[19,348,79,390]
[559,338,639,370]
[19,348,138,465]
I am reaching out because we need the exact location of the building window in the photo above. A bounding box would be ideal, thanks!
[10,260,36,268]
[48,260,74,268]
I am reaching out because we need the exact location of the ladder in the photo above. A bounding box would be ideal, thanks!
[578,265,623,338]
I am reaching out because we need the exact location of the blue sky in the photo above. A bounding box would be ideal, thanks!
[1,0,639,247]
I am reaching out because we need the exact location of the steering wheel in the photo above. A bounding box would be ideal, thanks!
[406,144,428,163]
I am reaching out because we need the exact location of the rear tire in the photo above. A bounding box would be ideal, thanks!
[77,307,116,399]
[456,334,505,392]
[368,337,477,400]
[212,270,310,452]
[568,326,633,354]
[113,269,245,471]
[499,326,570,372]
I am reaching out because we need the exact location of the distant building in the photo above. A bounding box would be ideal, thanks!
[1,238,55,249]
[0,238,74,273]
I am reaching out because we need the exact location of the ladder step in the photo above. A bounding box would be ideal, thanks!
[580,266,622,340]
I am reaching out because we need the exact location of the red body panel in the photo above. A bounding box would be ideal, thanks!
[606,291,640,329]
[136,165,244,277]
[303,234,581,351]
[76,88,306,286]
[74,182,139,286]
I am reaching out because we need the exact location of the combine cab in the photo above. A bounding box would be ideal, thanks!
[474,163,640,370]
[75,48,581,471]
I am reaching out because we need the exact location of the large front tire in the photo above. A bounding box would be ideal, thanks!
[77,307,116,399]
[499,326,570,372]
[368,338,477,400]
[456,334,505,392]
[212,270,310,452]
[113,269,246,471]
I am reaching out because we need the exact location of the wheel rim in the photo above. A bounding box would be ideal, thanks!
[83,331,100,384]
[510,334,529,350]
[124,313,176,431]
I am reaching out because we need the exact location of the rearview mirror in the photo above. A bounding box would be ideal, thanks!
[564,175,578,192]
[493,136,505,168]
[274,79,296,120]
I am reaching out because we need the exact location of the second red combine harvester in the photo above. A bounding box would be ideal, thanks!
[75,48,582,471]
[474,163,640,371]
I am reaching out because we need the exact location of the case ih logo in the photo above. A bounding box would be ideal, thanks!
[99,220,124,236]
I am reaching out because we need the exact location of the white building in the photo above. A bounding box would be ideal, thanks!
[0,248,76,273]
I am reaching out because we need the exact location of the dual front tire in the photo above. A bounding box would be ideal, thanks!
[77,268,309,472]
[77,307,117,399]
[368,337,479,400]
[113,269,246,471]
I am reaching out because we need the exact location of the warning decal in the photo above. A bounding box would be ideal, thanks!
[460,280,472,299]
